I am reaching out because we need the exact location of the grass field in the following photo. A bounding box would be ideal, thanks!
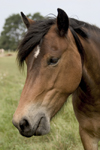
[0,53,100,150]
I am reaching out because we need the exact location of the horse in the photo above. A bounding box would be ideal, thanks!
[12,8,100,150]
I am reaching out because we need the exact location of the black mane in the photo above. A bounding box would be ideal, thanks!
[17,17,100,68]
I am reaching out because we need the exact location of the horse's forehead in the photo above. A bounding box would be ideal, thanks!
[45,24,58,39]
[33,24,67,58]
[45,25,67,45]
[44,30,68,51]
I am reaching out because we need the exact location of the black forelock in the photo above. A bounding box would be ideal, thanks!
[17,18,56,68]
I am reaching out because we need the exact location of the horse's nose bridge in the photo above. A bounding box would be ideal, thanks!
[20,77,45,103]
[12,77,46,129]
[12,98,31,125]
[12,96,42,127]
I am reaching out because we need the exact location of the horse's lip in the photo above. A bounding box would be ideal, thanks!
[19,116,50,137]
[34,117,45,136]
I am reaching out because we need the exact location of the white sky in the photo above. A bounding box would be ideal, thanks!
[0,0,100,33]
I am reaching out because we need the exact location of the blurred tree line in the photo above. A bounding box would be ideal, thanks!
[0,12,44,51]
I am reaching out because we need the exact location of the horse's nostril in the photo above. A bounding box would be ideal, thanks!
[19,119,30,132]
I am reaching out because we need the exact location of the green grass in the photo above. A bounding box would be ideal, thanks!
[0,53,100,150]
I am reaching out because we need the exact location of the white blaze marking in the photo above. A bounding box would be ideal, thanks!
[34,45,40,58]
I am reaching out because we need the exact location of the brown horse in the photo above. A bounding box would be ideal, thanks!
[12,8,100,150]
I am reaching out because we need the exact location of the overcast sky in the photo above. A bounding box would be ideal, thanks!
[0,0,100,33]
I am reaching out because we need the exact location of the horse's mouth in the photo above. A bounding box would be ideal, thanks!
[34,117,46,136]
[13,114,50,137]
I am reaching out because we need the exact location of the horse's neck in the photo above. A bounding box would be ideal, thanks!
[82,30,100,81]
[79,31,100,103]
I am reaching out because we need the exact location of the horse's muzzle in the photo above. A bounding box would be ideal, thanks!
[12,114,50,137]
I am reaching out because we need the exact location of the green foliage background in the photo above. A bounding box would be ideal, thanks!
[0,12,44,50]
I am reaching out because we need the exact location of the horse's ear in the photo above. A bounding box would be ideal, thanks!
[21,12,34,29]
[57,8,69,36]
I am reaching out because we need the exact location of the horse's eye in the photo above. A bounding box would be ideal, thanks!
[48,57,59,66]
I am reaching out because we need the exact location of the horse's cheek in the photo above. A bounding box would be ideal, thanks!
[54,61,82,94]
